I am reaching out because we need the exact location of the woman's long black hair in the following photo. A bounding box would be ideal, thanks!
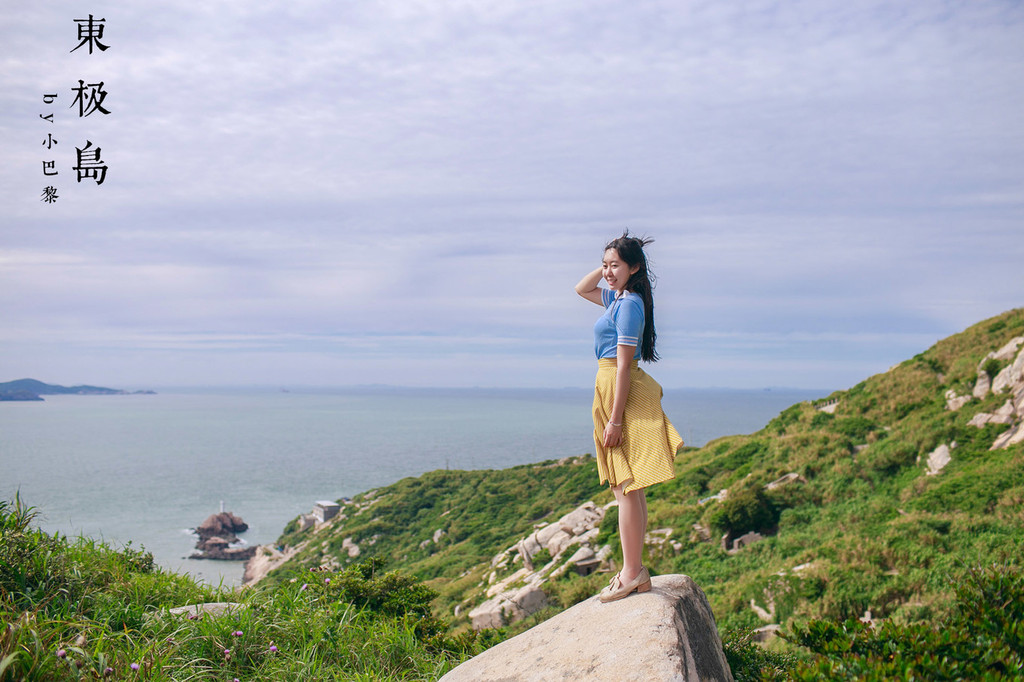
[605,230,659,362]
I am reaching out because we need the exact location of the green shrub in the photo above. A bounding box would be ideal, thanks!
[783,563,1024,680]
[831,416,878,442]
[810,411,833,429]
[721,629,796,681]
[708,485,780,536]
[767,404,804,435]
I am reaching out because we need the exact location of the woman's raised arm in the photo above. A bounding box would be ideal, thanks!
[575,266,605,305]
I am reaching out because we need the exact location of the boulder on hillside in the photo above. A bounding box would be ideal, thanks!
[925,443,953,476]
[765,472,807,490]
[442,574,734,682]
[944,389,972,411]
[993,366,1015,395]
[973,371,991,399]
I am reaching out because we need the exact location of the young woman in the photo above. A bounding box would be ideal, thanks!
[574,232,683,602]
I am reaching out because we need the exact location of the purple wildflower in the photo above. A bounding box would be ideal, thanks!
[299,583,308,592]
[232,630,243,636]
[324,577,331,584]
[56,649,67,659]
[268,645,278,653]
[130,662,140,671]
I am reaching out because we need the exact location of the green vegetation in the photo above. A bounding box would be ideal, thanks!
[261,307,1024,678]
[782,563,1024,680]
[0,497,488,681]
[5,307,1024,680]
[267,456,605,616]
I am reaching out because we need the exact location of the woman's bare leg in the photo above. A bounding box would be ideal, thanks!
[639,488,648,537]
[612,484,646,583]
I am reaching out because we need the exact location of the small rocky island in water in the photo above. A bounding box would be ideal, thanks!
[190,511,257,561]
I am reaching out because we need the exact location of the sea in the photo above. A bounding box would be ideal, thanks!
[0,386,825,586]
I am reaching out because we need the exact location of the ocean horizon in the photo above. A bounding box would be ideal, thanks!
[1,385,827,585]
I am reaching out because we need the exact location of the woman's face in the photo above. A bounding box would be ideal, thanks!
[603,248,639,293]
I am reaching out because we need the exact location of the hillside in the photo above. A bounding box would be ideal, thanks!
[258,308,1024,637]
[0,378,155,400]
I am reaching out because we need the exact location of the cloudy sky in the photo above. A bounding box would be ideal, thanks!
[2,0,1022,390]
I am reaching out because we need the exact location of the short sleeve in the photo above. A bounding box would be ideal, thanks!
[601,288,615,308]
[614,296,644,348]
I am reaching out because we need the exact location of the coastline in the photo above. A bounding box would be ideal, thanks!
[1,386,826,586]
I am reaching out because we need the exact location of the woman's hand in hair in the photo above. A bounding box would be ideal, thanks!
[575,266,604,305]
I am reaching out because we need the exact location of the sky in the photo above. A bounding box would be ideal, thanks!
[2,0,1022,390]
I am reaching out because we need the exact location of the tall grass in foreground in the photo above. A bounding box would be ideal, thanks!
[0,497,489,681]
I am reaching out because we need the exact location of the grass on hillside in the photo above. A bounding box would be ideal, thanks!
[6,309,1023,680]
[264,310,1024,641]
[0,496,491,681]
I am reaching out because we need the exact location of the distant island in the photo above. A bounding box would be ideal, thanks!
[0,378,156,401]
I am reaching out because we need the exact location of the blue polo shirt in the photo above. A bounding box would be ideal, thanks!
[594,289,644,359]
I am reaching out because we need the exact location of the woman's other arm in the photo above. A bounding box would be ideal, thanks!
[575,266,604,305]
[602,343,635,447]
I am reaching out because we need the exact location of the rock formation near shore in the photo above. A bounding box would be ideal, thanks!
[191,511,256,561]
[440,574,734,682]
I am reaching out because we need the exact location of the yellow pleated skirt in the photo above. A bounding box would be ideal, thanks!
[592,358,683,493]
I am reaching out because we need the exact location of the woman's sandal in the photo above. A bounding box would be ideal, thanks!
[599,566,651,603]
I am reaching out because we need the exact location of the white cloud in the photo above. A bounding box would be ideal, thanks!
[1,0,1022,387]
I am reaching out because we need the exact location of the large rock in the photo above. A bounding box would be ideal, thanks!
[197,511,248,537]
[469,583,548,631]
[925,443,952,476]
[991,337,1024,362]
[191,511,253,560]
[243,542,305,584]
[992,422,1024,450]
[443,575,733,682]
[1012,348,1024,385]
[993,366,1014,395]
[944,389,971,411]
[973,371,992,399]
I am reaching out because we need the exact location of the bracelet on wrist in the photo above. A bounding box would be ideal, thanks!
[609,421,622,427]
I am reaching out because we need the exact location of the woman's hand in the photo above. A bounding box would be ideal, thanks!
[602,420,623,447]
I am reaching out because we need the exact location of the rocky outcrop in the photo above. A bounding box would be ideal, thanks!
[197,511,248,537]
[468,501,612,630]
[242,542,306,584]
[726,531,764,553]
[973,371,992,399]
[191,511,255,561]
[925,443,953,476]
[945,389,972,411]
[964,340,1024,451]
[441,574,734,682]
